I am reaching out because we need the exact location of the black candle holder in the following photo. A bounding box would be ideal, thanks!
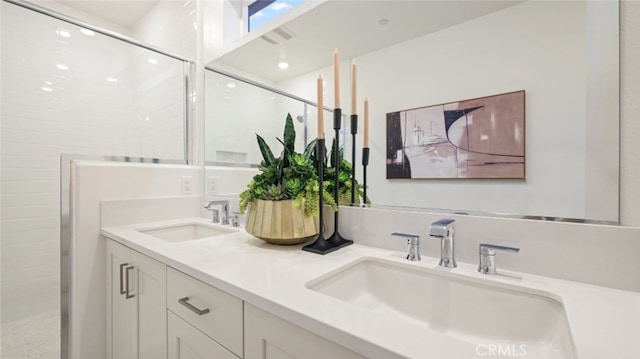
[302,138,339,255]
[327,108,353,249]
[350,114,357,205]
[362,147,369,207]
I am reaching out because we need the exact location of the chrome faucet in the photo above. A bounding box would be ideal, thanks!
[428,218,457,268]
[204,200,229,225]
[391,232,421,261]
[478,244,520,275]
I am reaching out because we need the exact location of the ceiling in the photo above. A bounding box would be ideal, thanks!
[56,0,159,28]
[210,1,521,83]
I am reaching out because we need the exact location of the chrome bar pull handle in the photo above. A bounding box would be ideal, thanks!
[119,263,128,295]
[125,265,135,299]
[178,297,210,316]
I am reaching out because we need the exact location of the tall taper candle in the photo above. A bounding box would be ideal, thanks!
[364,98,369,147]
[351,61,357,115]
[333,49,340,108]
[317,76,324,139]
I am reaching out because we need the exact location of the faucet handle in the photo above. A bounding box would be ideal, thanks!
[478,243,520,275]
[231,212,240,227]
[391,232,421,261]
[208,209,220,224]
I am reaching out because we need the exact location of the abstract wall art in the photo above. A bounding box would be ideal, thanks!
[386,90,525,179]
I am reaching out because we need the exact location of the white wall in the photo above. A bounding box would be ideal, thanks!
[0,1,187,324]
[28,0,132,36]
[278,1,617,221]
[131,0,197,60]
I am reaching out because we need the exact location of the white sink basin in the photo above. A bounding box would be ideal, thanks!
[137,222,238,242]
[307,258,576,359]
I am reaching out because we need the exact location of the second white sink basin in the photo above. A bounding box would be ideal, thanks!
[137,222,238,242]
[307,258,576,359]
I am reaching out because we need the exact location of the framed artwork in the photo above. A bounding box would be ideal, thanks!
[386,90,525,179]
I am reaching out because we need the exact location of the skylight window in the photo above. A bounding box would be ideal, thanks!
[248,0,305,32]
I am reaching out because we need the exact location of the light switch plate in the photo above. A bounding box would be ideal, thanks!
[207,176,217,194]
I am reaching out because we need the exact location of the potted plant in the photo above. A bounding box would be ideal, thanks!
[239,113,337,244]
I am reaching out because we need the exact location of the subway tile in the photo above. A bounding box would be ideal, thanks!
[1,180,58,194]
[1,168,59,182]
[0,229,58,247]
[0,216,58,234]
[1,205,58,220]
[1,192,58,207]
[0,155,58,170]
[0,142,61,158]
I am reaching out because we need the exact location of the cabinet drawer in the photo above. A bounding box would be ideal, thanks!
[167,267,243,357]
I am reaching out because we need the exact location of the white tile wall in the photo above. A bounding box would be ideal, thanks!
[0,1,187,326]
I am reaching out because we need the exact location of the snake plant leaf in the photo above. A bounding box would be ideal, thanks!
[276,137,290,169]
[256,134,275,167]
[283,113,296,155]
[304,138,317,159]
[330,138,337,167]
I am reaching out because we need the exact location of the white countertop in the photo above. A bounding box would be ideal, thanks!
[102,217,640,359]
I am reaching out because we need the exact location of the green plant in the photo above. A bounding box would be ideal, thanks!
[324,138,371,206]
[239,113,337,216]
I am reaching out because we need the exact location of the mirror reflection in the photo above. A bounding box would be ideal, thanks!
[205,0,619,223]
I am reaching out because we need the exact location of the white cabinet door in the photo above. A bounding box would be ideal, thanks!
[168,311,239,359]
[107,240,166,359]
[244,304,365,359]
[107,240,135,359]
[133,249,167,359]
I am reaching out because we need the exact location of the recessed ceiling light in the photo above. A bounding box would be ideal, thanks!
[278,61,289,70]
[226,83,236,88]
[148,58,158,65]
[56,29,71,38]
[41,87,53,92]
[45,81,52,85]
[378,19,389,26]
[105,77,118,83]
[56,64,69,70]
[80,28,95,36]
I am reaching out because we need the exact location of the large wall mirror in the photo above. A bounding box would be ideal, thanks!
[205,0,620,224]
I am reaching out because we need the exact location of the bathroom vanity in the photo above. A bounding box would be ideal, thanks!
[102,216,640,359]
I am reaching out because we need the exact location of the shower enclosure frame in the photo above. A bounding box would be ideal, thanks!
[2,1,195,358]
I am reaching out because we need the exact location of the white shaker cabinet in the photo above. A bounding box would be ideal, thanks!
[244,303,366,359]
[105,239,366,359]
[106,240,167,359]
